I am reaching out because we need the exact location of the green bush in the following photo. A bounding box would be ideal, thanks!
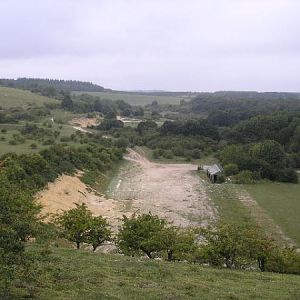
[224,163,239,176]
[233,170,256,184]
[216,175,225,183]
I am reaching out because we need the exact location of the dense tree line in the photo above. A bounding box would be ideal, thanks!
[218,140,298,183]
[160,119,219,139]
[0,78,106,92]
[225,113,300,154]
[149,91,300,126]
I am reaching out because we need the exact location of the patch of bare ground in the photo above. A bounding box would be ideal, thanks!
[35,172,124,229]
[107,149,217,227]
[238,190,294,246]
[70,117,101,128]
[36,149,217,233]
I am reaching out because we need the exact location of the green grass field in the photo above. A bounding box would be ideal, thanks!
[245,182,300,246]
[0,87,59,108]
[15,246,300,299]
[73,91,192,106]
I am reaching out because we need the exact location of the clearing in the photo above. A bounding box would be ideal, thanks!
[37,149,216,228]
[106,149,216,227]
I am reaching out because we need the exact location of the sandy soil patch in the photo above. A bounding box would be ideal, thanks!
[107,149,217,227]
[36,173,123,228]
[70,117,101,128]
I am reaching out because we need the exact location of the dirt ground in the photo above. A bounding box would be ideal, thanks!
[70,117,101,128]
[107,149,217,227]
[37,149,217,229]
[36,172,123,228]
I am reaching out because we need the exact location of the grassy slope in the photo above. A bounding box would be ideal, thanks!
[0,86,58,108]
[0,87,86,155]
[0,122,78,156]
[19,247,300,300]
[245,182,300,246]
[73,91,191,106]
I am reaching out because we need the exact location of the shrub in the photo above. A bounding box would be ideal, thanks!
[233,170,256,184]
[191,149,202,159]
[60,136,72,142]
[216,174,225,183]
[276,168,298,183]
[162,150,174,159]
[224,163,239,176]
[152,149,160,159]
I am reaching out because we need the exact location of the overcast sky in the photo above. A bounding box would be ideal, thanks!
[0,0,299,92]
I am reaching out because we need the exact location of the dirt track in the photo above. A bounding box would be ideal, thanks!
[37,149,216,229]
[107,149,217,227]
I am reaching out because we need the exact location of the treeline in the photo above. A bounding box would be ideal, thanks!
[219,140,298,183]
[68,93,144,117]
[0,144,123,295]
[0,78,106,92]
[166,91,300,126]
[217,112,300,183]
[225,113,300,154]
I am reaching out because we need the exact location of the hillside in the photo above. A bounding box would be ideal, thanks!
[21,246,300,299]
[0,86,59,108]
[73,90,193,106]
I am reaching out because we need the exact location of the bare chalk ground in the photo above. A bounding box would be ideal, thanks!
[107,149,217,227]
[37,149,217,229]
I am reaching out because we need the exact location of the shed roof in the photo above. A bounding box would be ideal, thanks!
[207,164,223,175]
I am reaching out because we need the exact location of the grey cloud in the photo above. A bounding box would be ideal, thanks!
[0,0,300,91]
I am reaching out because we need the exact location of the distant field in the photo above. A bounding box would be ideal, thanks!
[0,86,59,108]
[245,182,300,246]
[73,91,192,106]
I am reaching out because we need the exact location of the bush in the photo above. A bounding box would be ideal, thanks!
[266,246,300,275]
[216,175,225,183]
[60,136,72,142]
[162,150,174,159]
[1,128,7,133]
[276,168,298,183]
[233,170,256,184]
[114,138,129,149]
[191,149,202,159]
[152,149,160,159]
[30,143,37,149]
[224,163,239,176]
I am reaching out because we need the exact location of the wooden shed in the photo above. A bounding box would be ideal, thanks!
[203,164,223,183]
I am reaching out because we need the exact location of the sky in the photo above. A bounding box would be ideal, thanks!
[0,0,300,92]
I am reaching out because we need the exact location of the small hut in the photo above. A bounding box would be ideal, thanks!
[203,164,223,183]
